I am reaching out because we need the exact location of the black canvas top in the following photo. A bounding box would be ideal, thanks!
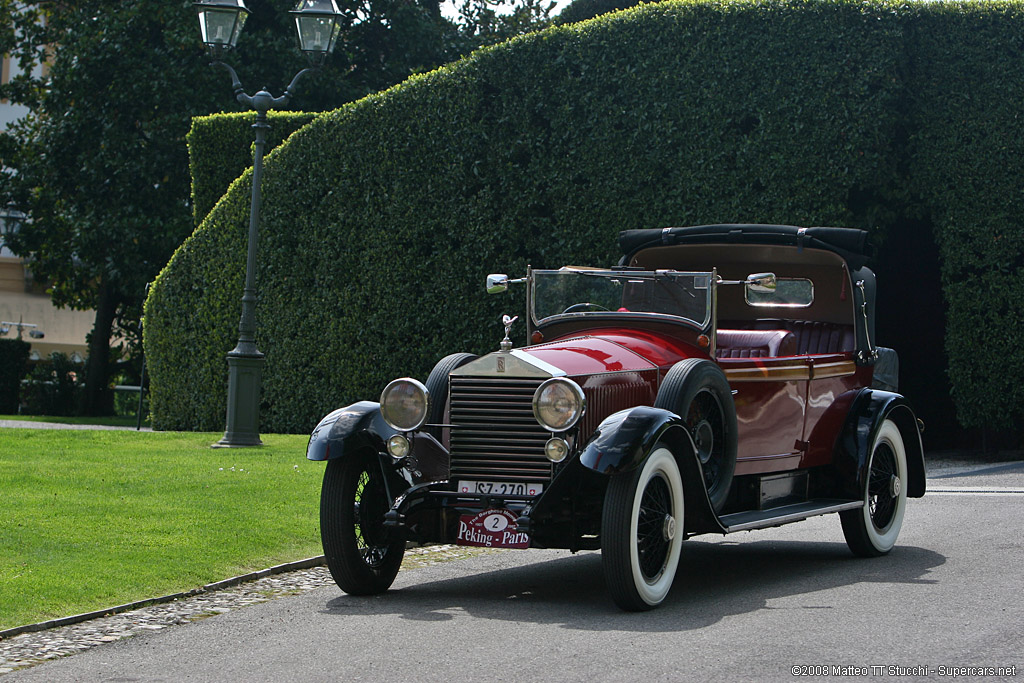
[618,224,871,269]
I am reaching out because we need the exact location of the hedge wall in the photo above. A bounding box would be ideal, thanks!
[0,338,30,414]
[187,112,318,226]
[555,0,646,24]
[904,2,1024,430]
[146,0,1023,434]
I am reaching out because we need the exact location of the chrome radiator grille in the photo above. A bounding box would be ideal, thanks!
[448,376,552,484]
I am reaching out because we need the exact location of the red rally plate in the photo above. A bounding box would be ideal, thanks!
[456,509,530,549]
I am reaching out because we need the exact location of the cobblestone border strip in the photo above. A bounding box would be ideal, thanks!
[0,556,326,641]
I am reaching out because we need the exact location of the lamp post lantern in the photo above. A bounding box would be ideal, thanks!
[196,0,343,448]
[291,1,344,64]
[195,0,249,53]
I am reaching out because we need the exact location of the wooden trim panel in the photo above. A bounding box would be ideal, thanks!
[809,359,856,379]
[723,362,810,383]
[722,357,856,383]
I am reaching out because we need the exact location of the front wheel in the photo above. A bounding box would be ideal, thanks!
[601,445,685,611]
[840,419,908,557]
[321,452,404,594]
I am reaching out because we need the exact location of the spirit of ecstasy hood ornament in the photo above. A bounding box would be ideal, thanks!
[500,314,518,352]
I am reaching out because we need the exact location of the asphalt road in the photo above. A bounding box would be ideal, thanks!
[6,461,1023,683]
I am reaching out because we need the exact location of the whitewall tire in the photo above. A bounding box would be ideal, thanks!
[841,419,908,557]
[602,445,685,610]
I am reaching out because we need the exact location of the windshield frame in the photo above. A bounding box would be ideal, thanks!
[529,267,715,331]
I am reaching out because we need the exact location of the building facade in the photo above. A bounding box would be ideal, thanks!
[1,51,93,361]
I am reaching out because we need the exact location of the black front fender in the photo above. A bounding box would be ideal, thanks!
[579,406,724,534]
[579,406,685,475]
[307,401,398,462]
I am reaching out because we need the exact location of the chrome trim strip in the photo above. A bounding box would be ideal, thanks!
[450,350,562,379]
[810,360,857,379]
[723,363,812,382]
[721,358,856,383]
[510,349,566,378]
[737,451,802,462]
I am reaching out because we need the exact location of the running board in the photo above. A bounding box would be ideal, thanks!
[719,499,863,533]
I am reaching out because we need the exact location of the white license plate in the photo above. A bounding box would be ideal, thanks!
[458,480,544,496]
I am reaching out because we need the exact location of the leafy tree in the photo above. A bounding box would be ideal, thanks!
[0,0,549,415]
[455,0,555,44]
[0,1,216,415]
[553,0,642,25]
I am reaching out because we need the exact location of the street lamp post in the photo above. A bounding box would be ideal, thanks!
[0,320,44,340]
[0,204,26,251]
[195,0,343,448]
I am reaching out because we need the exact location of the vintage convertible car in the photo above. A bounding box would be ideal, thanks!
[307,224,926,611]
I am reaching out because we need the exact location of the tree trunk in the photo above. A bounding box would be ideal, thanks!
[78,282,118,416]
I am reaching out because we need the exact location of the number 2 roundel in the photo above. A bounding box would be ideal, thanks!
[484,513,509,532]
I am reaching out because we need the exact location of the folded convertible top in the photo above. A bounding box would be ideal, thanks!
[618,224,871,269]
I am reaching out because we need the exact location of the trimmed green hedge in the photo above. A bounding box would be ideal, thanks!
[20,352,83,416]
[188,112,319,226]
[555,0,646,24]
[0,338,30,413]
[905,2,1024,430]
[146,0,1024,433]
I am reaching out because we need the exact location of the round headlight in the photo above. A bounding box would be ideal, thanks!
[545,437,570,463]
[380,378,430,432]
[387,434,411,458]
[533,378,585,432]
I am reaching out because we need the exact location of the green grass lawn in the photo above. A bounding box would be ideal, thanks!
[0,429,323,631]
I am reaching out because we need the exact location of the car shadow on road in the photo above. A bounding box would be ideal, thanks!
[321,539,945,632]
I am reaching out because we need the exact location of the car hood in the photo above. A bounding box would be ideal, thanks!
[450,329,698,379]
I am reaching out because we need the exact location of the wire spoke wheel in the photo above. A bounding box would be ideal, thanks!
[602,445,685,611]
[866,444,899,532]
[686,388,725,488]
[353,470,393,569]
[636,473,673,580]
[321,451,404,595]
[841,419,908,557]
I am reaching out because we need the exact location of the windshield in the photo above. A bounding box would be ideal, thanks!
[532,268,712,328]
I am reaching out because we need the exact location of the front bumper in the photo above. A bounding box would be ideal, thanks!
[380,451,604,551]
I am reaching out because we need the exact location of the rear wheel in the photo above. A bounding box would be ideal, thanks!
[601,444,685,611]
[840,419,908,557]
[321,451,404,594]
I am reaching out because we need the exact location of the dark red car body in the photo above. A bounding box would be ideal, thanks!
[308,224,926,610]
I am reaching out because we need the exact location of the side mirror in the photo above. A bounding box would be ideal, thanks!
[486,273,509,294]
[745,272,777,293]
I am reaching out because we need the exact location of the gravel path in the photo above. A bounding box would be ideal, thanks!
[0,545,484,675]
[0,567,334,674]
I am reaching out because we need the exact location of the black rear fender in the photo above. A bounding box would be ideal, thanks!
[835,390,926,499]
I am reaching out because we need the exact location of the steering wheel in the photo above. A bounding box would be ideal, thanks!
[562,302,610,314]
